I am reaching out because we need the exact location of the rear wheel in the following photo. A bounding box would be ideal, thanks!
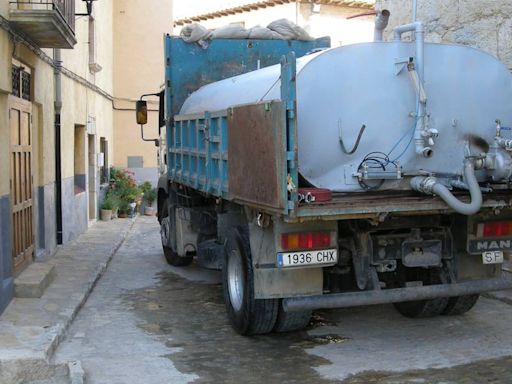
[442,294,479,316]
[222,226,278,335]
[273,300,311,333]
[160,199,193,267]
[393,269,448,318]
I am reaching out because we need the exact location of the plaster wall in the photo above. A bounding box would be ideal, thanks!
[113,0,172,170]
[377,0,512,69]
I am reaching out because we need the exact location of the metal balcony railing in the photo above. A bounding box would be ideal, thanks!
[9,0,75,32]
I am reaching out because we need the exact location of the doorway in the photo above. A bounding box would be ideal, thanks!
[9,95,34,275]
[88,134,97,220]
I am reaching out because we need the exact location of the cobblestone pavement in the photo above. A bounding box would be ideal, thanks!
[54,216,512,383]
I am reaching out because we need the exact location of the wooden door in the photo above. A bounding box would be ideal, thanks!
[9,96,34,275]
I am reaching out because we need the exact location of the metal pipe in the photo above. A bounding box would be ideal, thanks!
[412,0,418,22]
[394,22,427,156]
[373,9,390,42]
[410,160,483,215]
[54,49,63,244]
[283,276,512,312]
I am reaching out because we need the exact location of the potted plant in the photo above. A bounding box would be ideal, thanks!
[118,200,130,218]
[143,188,157,216]
[100,195,114,221]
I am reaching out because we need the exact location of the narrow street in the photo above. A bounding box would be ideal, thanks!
[53,216,512,383]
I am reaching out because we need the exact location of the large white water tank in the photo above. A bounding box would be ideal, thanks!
[180,42,512,192]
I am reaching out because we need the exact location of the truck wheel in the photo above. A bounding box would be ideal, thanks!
[393,297,449,318]
[393,270,448,318]
[273,300,311,333]
[160,200,193,267]
[442,295,479,316]
[223,226,278,335]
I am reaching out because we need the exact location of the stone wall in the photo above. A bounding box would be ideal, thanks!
[377,0,512,69]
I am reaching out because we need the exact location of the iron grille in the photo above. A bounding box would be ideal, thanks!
[12,66,20,98]
[12,65,31,101]
[21,72,31,101]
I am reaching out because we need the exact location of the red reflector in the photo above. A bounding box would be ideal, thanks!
[281,232,331,250]
[482,221,512,237]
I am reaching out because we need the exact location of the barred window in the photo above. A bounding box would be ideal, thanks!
[12,66,20,98]
[21,72,31,101]
[11,64,31,101]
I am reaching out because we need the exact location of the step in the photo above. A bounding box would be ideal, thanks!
[14,262,56,298]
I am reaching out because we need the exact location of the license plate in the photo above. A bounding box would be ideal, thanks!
[482,251,504,264]
[277,249,337,268]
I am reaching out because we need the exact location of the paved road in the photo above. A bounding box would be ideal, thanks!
[54,216,512,383]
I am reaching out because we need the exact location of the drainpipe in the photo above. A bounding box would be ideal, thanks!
[373,10,390,42]
[54,49,63,244]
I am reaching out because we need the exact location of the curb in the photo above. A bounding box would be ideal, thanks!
[0,217,136,383]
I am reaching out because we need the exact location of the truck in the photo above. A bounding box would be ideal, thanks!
[136,9,512,335]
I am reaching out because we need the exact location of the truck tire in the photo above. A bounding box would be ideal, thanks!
[393,269,448,318]
[442,294,479,316]
[273,300,311,333]
[160,200,193,267]
[222,226,278,335]
[393,297,449,318]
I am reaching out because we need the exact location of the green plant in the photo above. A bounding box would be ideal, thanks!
[143,188,157,205]
[139,181,152,195]
[101,195,114,210]
[118,199,130,214]
[110,168,140,204]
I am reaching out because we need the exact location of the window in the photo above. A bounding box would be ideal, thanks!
[11,62,31,101]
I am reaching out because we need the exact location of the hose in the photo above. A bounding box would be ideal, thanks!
[340,124,366,155]
[410,160,483,215]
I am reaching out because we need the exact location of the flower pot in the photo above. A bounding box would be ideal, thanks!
[118,212,128,218]
[144,206,155,216]
[100,209,112,221]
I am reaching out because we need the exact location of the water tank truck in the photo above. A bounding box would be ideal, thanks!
[136,4,512,335]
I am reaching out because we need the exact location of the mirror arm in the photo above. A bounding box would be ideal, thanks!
[140,125,160,147]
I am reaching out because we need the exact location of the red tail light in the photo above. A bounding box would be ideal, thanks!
[281,232,331,251]
[478,221,512,237]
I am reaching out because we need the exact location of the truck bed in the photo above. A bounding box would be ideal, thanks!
[292,190,512,222]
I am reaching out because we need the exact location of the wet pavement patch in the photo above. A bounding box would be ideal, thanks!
[341,356,512,384]
[123,270,338,384]
[123,266,512,384]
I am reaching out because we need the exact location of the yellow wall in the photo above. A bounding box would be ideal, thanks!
[113,0,173,169]
[1,0,115,198]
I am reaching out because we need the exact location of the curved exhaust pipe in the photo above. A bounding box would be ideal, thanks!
[410,160,483,215]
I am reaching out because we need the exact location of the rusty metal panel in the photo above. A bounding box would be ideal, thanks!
[228,101,285,210]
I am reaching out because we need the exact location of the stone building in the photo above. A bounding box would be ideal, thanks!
[0,0,114,313]
[377,0,512,69]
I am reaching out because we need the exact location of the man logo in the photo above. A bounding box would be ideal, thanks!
[476,240,512,251]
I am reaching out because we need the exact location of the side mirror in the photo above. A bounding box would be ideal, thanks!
[136,100,148,125]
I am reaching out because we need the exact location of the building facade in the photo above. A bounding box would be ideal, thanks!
[113,0,173,186]
[0,0,114,313]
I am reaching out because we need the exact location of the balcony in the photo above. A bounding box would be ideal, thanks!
[9,0,77,49]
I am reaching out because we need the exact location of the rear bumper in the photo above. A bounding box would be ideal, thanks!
[283,276,512,312]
